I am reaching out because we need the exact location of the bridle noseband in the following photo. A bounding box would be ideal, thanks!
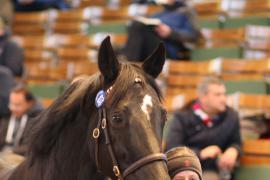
[92,78,167,180]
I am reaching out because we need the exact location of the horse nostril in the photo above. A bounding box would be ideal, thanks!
[112,114,124,126]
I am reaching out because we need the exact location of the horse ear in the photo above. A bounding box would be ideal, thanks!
[142,43,166,78]
[98,36,120,83]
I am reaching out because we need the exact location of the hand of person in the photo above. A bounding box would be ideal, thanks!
[200,145,222,160]
[218,147,238,171]
[154,23,172,38]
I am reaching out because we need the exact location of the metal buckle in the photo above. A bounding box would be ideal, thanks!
[107,86,113,94]
[92,128,100,139]
[113,166,121,177]
[101,118,106,129]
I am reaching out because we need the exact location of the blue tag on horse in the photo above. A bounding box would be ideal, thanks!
[95,90,105,108]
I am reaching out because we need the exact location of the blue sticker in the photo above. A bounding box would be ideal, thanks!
[95,90,106,108]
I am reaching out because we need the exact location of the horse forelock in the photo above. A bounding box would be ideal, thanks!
[106,63,162,108]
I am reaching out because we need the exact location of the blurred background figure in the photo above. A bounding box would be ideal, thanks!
[13,0,71,12]
[121,0,201,61]
[0,66,16,120]
[0,85,44,156]
[259,117,270,139]
[0,0,14,26]
[166,77,242,180]
[167,146,203,180]
[0,16,24,77]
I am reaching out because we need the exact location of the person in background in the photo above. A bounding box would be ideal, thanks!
[132,0,151,4]
[121,0,200,61]
[0,0,14,26]
[258,114,270,139]
[0,66,17,120]
[167,146,203,180]
[0,85,44,156]
[13,0,70,11]
[166,77,242,180]
[0,16,24,77]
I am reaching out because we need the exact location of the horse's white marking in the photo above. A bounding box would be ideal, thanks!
[141,95,153,121]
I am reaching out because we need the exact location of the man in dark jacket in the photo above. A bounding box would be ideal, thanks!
[166,77,242,180]
[0,85,44,156]
[122,0,201,61]
[0,16,24,77]
[0,66,16,119]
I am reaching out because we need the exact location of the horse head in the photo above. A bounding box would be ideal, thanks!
[90,37,170,180]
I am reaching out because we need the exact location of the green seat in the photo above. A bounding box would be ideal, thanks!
[88,22,127,34]
[198,16,221,29]
[27,83,65,99]
[223,16,269,28]
[191,46,242,61]
[235,165,270,180]
[225,80,268,94]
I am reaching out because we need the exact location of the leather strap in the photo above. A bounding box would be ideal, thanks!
[94,109,103,171]
[94,108,167,179]
[102,109,124,180]
[122,153,167,178]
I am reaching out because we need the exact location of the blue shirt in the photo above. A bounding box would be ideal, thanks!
[152,8,198,59]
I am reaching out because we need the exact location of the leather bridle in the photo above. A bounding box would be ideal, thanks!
[92,79,167,180]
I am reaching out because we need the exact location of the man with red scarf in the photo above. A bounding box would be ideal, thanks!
[166,77,242,180]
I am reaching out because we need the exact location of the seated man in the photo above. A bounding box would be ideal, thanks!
[167,146,202,180]
[122,0,201,61]
[0,85,44,156]
[166,77,242,180]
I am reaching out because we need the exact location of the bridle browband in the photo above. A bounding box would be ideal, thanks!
[92,77,167,180]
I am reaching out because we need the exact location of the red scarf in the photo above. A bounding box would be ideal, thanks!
[192,102,213,127]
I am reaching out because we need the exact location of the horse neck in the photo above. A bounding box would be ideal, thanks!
[26,111,99,180]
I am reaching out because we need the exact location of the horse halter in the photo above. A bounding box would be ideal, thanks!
[92,77,167,180]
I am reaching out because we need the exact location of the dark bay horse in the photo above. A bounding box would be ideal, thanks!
[2,37,170,180]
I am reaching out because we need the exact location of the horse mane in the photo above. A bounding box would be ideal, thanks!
[28,74,101,158]
[29,63,162,160]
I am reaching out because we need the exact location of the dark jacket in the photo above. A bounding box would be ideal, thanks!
[152,3,201,59]
[0,66,16,118]
[0,101,44,156]
[13,0,70,11]
[0,30,24,77]
[166,100,242,171]
[123,2,201,61]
